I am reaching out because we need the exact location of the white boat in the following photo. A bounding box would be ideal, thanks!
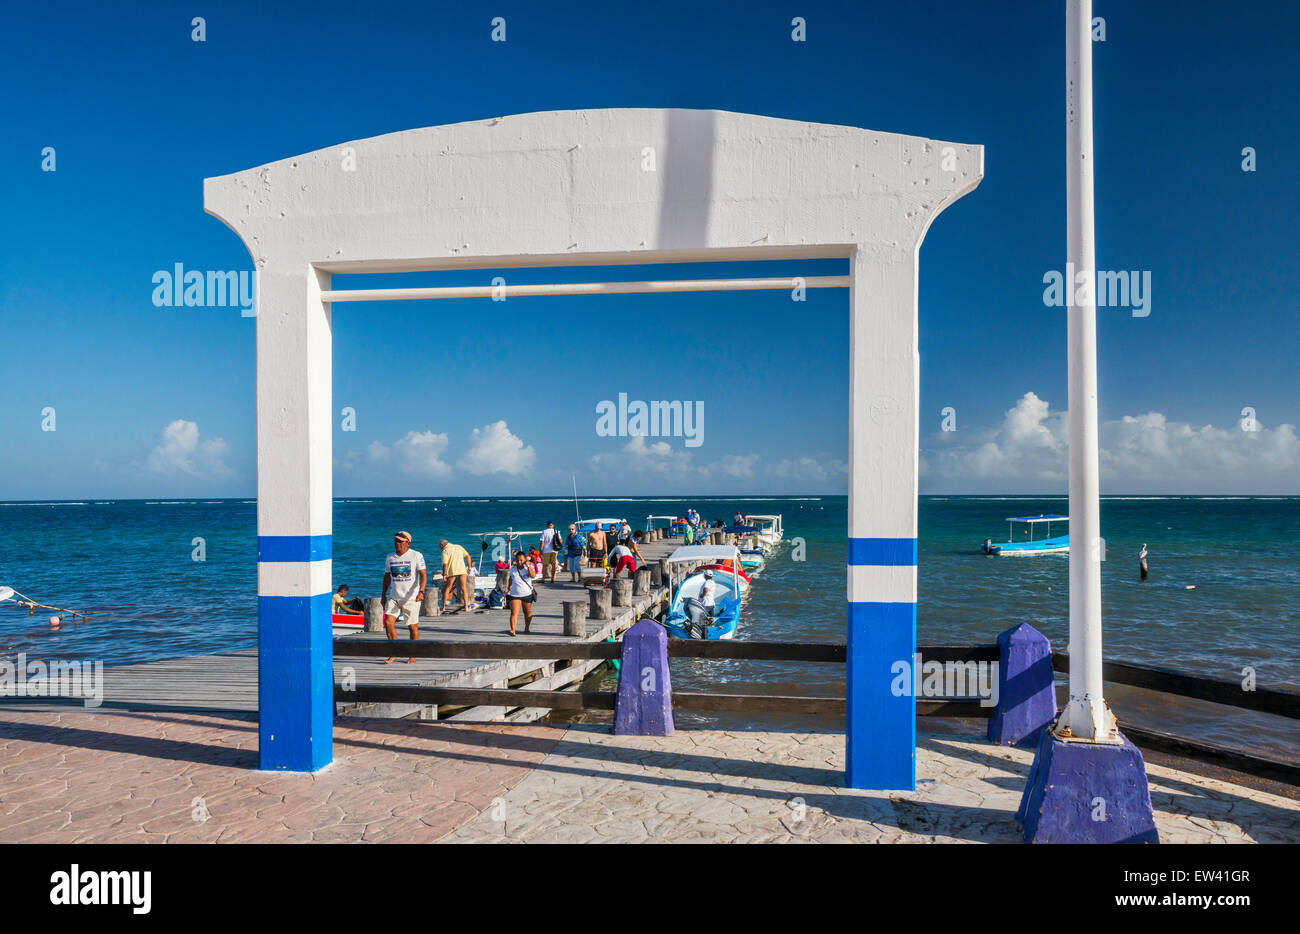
[747,514,784,549]
[644,514,681,538]
[577,517,627,536]
[981,515,1070,556]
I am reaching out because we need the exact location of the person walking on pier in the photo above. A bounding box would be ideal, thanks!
[507,551,536,636]
[564,524,585,582]
[586,523,607,569]
[439,538,475,614]
[539,521,561,583]
[381,531,426,664]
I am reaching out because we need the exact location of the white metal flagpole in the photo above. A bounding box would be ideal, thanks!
[1058,0,1118,743]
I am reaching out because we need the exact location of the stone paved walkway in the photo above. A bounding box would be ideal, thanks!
[441,725,1300,843]
[1,709,1295,843]
[0,709,560,843]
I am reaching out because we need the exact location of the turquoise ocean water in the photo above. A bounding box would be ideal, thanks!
[1,496,1296,757]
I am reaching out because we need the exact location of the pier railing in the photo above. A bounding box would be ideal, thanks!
[333,637,1300,786]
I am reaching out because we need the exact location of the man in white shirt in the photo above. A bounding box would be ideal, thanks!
[609,542,636,579]
[699,571,716,610]
[381,530,426,664]
[682,569,716,638]
[539,521,561,583]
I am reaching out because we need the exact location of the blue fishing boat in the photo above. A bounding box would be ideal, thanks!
[659,545,744,640]
[723,524,766,572]
[982,514,1070,556]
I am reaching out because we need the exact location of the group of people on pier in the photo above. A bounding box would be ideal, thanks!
[680,507,745,545]
[331,520,656,654]
[556,520,646,584]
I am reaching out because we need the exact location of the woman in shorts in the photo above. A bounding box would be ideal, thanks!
[507,551,535,636]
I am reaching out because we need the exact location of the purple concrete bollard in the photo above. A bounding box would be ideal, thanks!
[987,622,1057,747]
[613,617,673,736]
[1017,730,1159,844]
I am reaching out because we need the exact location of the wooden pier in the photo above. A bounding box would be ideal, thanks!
[0,537,682,722]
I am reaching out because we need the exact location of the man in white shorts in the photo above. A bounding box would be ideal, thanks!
[381,530,426,664]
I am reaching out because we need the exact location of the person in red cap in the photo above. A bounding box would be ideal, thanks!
[381,530,426,663]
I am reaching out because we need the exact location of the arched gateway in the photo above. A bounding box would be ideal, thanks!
[204,109,983,789]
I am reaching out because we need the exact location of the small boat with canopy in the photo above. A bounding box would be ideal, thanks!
[981,515,1070,556]
[660,544,745,640]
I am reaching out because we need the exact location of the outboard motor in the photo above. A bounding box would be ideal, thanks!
[981,539,997,556]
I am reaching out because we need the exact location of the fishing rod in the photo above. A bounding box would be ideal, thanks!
[0,586,110,621]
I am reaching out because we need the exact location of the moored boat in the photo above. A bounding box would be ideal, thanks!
[981,515,1070,556]
[694,561,752,592]
[660,544,745,640]
[747,514,784,549]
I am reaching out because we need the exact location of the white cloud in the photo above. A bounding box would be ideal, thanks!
[145,420,232,477]
[767,455,847,484]
[589,440,839,490]
[717,454,759,478]
[923,391,1300,493]
[368,430,452,479]
[459,421,536,476]
[1101,412,1299,490]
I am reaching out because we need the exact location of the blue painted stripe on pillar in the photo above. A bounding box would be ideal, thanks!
[258,593,333,771]
[846,600,916,790]
[258,534,332,563]
[848,537,917,566]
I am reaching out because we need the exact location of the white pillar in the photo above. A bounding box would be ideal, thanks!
[1058,0,1116,742]
[254,265,335,770]
[846,250,919,789]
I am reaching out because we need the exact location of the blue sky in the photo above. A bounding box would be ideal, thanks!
[1,0,1296,499]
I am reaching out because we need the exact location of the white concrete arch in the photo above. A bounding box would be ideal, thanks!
[204,108,983,785]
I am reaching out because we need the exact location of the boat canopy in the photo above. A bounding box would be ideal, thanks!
[666,545,741,564]
[747,514,780,522]
[578,517,626,532]
[1005,514,1068,523]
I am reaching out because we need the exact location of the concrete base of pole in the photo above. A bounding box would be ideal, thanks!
[421,590,440,618]
[1017,730,1159,844]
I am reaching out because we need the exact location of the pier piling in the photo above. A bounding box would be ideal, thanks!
[363,598,384,633]
[589,587,612,620]
[562,600,588,637]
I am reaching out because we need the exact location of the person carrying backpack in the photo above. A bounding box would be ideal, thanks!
[564,523,586,583]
